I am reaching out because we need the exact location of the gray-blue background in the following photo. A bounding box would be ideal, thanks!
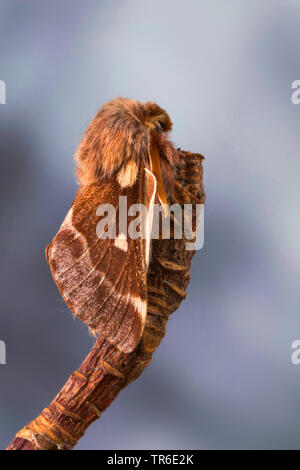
[1,0,300,450]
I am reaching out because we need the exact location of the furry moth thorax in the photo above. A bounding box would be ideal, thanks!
[75,97,178,198]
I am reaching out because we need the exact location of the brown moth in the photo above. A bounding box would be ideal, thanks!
[45,97,179,353]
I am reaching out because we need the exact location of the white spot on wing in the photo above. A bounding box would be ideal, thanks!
[130,296,147,320]
[117,160,138,188]
[114,233,128,251]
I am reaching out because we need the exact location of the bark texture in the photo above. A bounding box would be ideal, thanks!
[7,150,205,450]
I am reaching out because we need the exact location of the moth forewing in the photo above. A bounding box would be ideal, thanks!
[47,179,149,354]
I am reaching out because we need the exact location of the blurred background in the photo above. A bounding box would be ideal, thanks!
[1,0,300,450]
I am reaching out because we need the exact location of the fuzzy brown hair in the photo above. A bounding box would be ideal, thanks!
[75,97,178,194]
